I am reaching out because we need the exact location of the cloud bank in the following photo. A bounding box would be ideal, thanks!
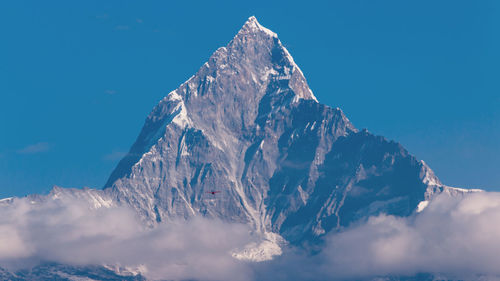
[0,197,254,281]
[256,192,500,281]
[2,191,500,280]
[321,192,500,279]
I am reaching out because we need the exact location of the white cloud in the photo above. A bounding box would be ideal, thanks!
[323,192,500,279]
[17,142,50,154]
[258,192,500,280]
[3,190,500,280]
[0,197,254,281]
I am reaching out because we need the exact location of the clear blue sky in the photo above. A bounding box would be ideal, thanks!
[1,0,498,197]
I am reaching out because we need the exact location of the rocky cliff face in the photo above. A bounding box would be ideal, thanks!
[102,16,463,245]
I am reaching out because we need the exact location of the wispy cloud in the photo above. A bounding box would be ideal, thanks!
[103,151,126,161]
[115,25,129,31]
[95,14,109,20]
[17,142,50,154]
[136,18,143,24]
[104,89,117,95]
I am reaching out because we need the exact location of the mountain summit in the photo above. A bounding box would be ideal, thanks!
[0,16,487,281]
[104,17,466,245]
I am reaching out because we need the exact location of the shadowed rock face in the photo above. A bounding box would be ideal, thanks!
[103,16,453,244]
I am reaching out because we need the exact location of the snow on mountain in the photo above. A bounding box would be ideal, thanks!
[102,16,472,246]
[0,16,485,281]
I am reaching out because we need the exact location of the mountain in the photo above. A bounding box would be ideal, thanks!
[103,16,469,246]
[0,16,482,281]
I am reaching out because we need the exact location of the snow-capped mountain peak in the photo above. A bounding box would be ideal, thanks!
[237,16,278,38]
[103,17,467,247]
[0,16,488,281]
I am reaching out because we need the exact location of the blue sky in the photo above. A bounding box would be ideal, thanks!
[0,0,498,197]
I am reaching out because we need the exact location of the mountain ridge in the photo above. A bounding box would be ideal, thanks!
[101,16,471,245]
[0,16,486,281]
[0,16,476,248]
